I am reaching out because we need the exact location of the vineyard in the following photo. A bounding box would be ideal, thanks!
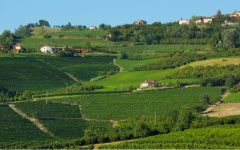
[0,55,73,92]
[36,55,119,81]
[51,87,222,120]
[100,125,240,149]
[0,54,118,92]
[15,101,111,139]
[0,105,50,145]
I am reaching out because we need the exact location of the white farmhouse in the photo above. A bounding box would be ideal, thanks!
[40,46,54,53]
[89,26,97,30]
[179,19,191,25]
[140,80,160,89]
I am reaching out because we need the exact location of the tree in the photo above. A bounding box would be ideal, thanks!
[15,25,31,39]
[99,23,111,30]
[202,95,210,105]
[221,29,238,48]
[121,52,128,59]
[0,30,15,50]
[176,108,194,131]
[215,9,223,21]
[39,20,50,27]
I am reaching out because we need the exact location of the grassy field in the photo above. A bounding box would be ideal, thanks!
[0,105,50,144]
[224,92,240,103]
[86,69,198,91]
[15,101,111,139]
[21,28,112,51]
[186,57,240,67]
[100,125,240,149]
[32,27,109,37]
[50,87,222,120]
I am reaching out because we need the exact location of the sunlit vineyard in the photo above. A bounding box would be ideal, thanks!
[0,55,72,92]
[0,105,50,145]
[51,87,222,120]
[15,101,111,139]
[101,125,240,149]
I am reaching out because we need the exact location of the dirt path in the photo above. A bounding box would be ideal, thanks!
[9,104,55,137]
[204,103,240,117]
[202,91,239,117]
[113,58,124,72]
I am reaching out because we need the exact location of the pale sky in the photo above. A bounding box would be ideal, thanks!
[0,0,240,33]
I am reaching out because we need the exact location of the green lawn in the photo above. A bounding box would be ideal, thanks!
[21,38,111,50]
[86,69,198,91]
[224,92,240,103]
[101,125,240,149]
[50,87,222,120]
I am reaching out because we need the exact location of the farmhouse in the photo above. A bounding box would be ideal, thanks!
[133,20,147,25]
[195,17,214,24]
[40,45,55,54]
[179,19,191,25]
[230,11,240,19]
[0,45,4,50]
[140,80,160,89]
[14,45,21,53]
[89,26,97,30]
[74,48,88,54]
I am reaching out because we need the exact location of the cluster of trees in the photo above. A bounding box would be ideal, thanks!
[169,65,240,87]
[53,22,111,30]
[76,108,240,146]
[134,52,206,71]
[200,75,240,87]
[109,22,213,45]
[0,86,33,103]
[109,10,240,49]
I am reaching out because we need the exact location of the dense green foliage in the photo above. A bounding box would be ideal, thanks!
[101,125,240,149]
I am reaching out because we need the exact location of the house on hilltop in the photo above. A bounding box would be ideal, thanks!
[74,48,88,54]
[230,11,240,19]
[140,80,160,89]
[133,20,147,25]
[179,19,191,25]
[89,26,97,30]
[195,16,214,24]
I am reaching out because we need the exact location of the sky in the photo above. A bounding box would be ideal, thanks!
[0,0,240,33]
